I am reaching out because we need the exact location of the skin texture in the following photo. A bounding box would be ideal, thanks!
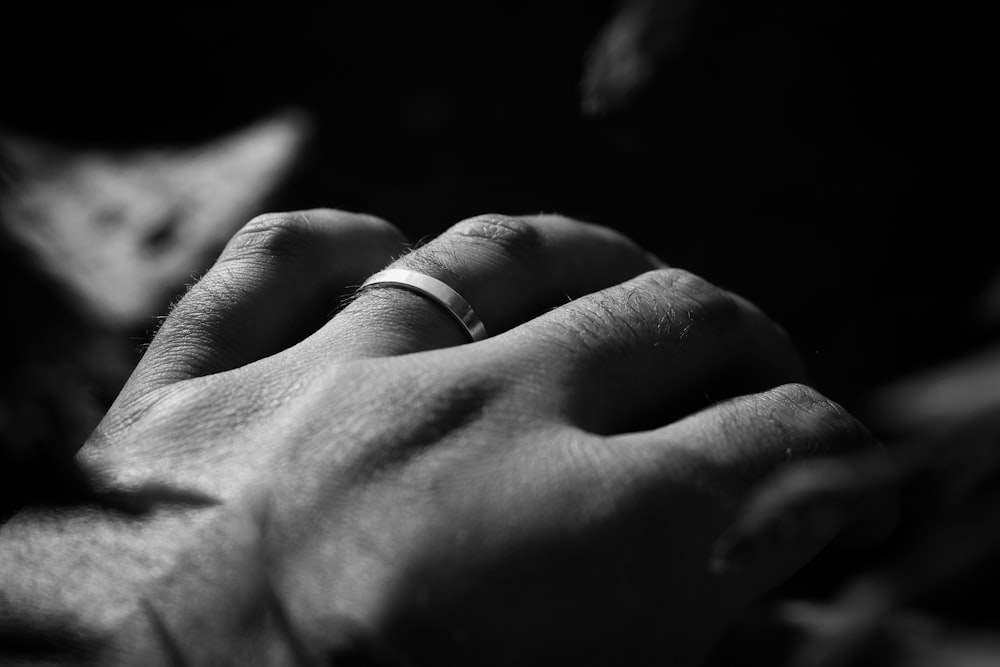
[0,210,890,666]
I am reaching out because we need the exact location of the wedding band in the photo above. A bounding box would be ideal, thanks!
[359,268,488,342]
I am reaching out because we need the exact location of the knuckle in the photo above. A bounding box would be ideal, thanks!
[227,209,395,262]
[571,268,738,349]
[227,212,324,261]
[765,382,831,410]
[442,213,545,260]
[761,383,873,452]
[638,268,736,321]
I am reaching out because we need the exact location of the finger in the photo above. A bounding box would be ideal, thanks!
[128,209,406,395]
[709,447,898,574]
[605,383,892,593]
[498,267,808,434]
[314,214,661,359]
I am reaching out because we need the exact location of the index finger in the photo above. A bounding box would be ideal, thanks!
[609,383,893,592]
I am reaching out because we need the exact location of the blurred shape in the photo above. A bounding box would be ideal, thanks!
[581,0,705,115]
[865,343,1000,435]
[0,109,315,331]
[975,269,1000,330]
[710,331,1000,664]
[779,581,895,667]
[782,600,1000,667]
[0,109,315,516]
[711,452,895,575]
[0,199,130,517]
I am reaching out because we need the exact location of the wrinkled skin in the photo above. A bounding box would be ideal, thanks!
[0,211,890,666]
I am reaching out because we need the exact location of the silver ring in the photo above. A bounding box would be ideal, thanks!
[359,268,488,342]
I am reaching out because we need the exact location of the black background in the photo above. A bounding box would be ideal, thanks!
[3,0,996,417]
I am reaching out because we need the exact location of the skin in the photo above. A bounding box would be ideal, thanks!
[0,210,890,666]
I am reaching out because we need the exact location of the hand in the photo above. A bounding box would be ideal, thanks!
[0,210,888,666]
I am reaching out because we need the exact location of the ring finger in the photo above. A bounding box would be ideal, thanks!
[311,214,662,359]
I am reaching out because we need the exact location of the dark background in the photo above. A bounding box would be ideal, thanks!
[2,3,999,661]
[2,0,996,417]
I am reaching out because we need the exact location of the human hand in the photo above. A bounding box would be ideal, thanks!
[0,211,889,666]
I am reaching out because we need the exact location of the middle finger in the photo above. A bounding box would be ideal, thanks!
[495,267,809,434]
